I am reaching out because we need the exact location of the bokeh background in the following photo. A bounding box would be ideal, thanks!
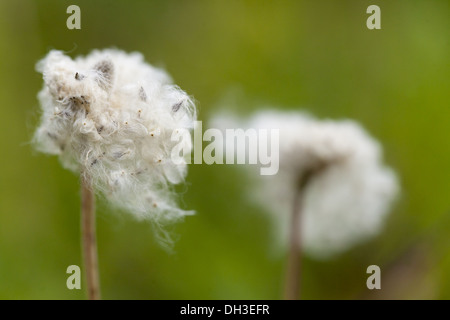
[0,0,449,299]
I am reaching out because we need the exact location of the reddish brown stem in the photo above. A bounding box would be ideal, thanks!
[283,167,322,300]
[283,189,303,300]
[81,175,101,300]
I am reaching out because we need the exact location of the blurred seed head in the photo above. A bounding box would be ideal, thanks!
[213,110,399,259]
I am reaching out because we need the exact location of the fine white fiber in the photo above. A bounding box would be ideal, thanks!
[33,49,196,229]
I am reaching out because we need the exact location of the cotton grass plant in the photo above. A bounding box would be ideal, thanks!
[212,110,399,300]
[33,49,196,299]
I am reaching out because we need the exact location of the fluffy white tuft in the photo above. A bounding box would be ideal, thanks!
[213,110,399,259]
[34,49,196,227]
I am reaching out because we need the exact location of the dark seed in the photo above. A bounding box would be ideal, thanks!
[172,101,183,112]
[96,125,104,134]
[113,151,125,159]
[75,72,85,80]
[47,132,58,140]
[93,59,114,90]
[69,96,90,114]
[139,86,147,102]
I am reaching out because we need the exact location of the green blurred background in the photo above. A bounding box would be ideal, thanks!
[0,0,449,299]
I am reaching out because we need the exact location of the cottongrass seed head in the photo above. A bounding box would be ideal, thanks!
[214,110,399,259]
[33,49,196,239]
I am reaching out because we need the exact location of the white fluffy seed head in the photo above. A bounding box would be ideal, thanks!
[34,49,196,230]
[213,110,399,259]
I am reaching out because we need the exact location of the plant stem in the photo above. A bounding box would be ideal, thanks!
[81,174,101,300]
[283,187,303,300]
[283,167,321,300]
